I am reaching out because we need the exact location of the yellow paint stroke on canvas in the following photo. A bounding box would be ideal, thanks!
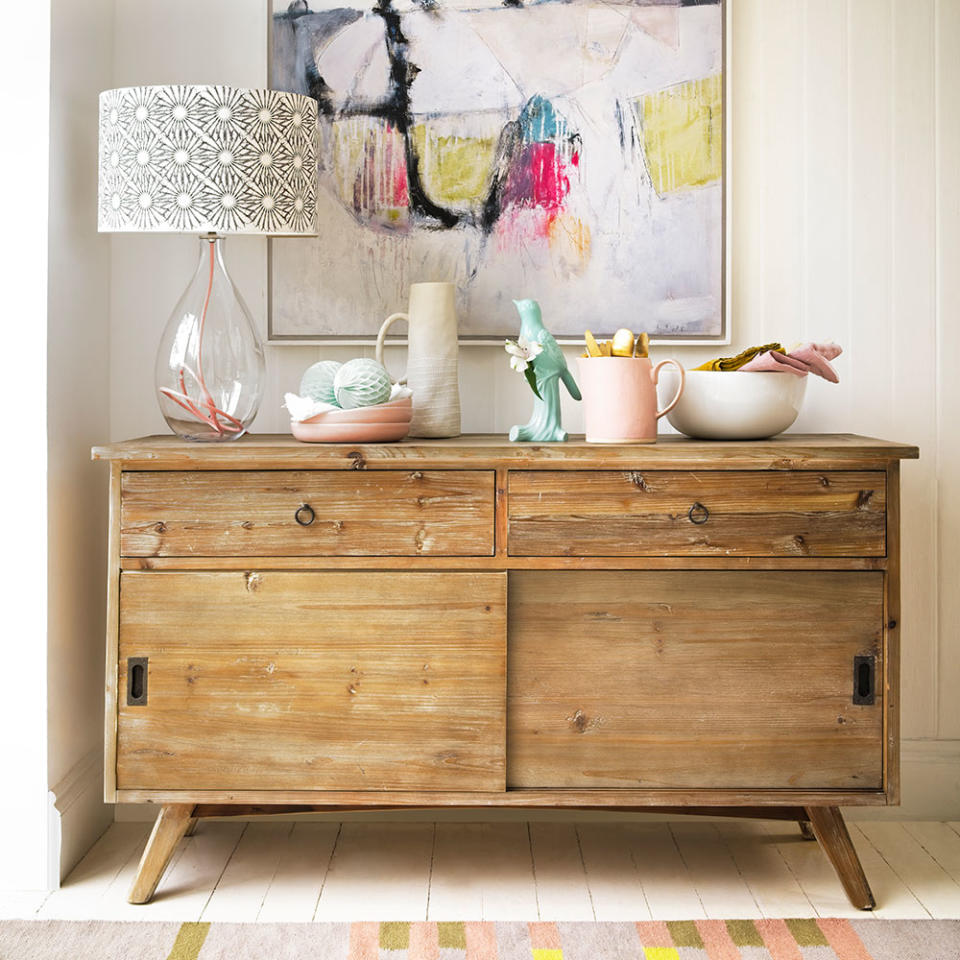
[639,74,722,196]
[412,124,498,209]
[548,211,592,272]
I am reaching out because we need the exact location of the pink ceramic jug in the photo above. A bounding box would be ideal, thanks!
[577,356,685,443]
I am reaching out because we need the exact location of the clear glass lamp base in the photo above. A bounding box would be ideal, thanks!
[155,235,264,442]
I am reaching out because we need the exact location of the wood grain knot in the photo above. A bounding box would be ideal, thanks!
[410,471,423,480]
[587,611,622,622]
[856,490,874,509]
[154,521,166,533]
[347,451,367,470]
[567,709,604,734]
[244,572,262,592]
[627,472,648,491]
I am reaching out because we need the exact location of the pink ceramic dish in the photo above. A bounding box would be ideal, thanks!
[299,395,412,425]
[291,396,412,442]
[291,420,411,443]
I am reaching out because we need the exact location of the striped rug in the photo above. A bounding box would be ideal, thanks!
[2,918,959,959]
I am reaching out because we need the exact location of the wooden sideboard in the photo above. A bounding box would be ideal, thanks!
[92,433,918,908]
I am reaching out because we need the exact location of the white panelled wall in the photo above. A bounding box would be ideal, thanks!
[108,0,959,816]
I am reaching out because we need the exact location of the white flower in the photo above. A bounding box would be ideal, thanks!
[504,336,543,373]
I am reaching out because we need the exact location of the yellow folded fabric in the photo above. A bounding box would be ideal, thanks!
[695,342,784,372]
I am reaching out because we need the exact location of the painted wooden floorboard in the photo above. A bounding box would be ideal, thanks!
[87,830,192,922]
[857,821,960,919]
[757,820,865,919]
[428,822,543,920]
[37,823,149,920]
[142,821,246,922]
[715,821,815,919]
[201,822,290,922]
[627,823,706,921]
[313,822,434,922]
[476,823,539,921]
[575,823,652,921]
[0,892,50,919]
[669,822,763,919]
[258,822,340,923]
[529,822,595,921]
[903,820,960,886]
[847,825,929,919]
[24,819,960,922]
[428,822,486,920]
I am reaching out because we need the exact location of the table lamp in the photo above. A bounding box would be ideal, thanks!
[97,85,319,441]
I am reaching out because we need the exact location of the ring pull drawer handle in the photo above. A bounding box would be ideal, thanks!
[294,503,316,527]
[688,501,710,525]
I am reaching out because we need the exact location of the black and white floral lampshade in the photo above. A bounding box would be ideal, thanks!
[97,85,319,235]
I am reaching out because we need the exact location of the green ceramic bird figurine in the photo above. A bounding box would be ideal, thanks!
[509,299,581,442]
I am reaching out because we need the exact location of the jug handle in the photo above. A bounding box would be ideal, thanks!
[375,312,409,385]
[652,359,685,419]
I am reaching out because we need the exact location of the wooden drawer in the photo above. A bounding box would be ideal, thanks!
[507,570,884,790]
[117,571,507,791]
[508,470,886,557]
[120,470,495,557]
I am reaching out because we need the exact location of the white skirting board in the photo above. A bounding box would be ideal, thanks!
[112,739,960,823]
[843,740,960,822]
[51,748,113,883]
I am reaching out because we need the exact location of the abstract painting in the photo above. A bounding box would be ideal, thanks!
[269,0,725,341]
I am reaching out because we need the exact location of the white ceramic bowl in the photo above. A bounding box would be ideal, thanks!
[657,369,807,440]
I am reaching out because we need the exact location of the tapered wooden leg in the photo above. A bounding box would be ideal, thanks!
[798,820,816,840]
[805,806,875,910]
[128,804,195,904]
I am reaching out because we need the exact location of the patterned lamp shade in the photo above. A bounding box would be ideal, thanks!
[97,85,319,235]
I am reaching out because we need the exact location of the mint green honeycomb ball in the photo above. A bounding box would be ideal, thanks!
[299,361,342,405]
[333,358,392,409]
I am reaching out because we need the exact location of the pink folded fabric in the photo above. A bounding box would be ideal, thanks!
[740,341,842,382]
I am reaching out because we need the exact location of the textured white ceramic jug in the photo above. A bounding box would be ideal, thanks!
[376,282,461,438]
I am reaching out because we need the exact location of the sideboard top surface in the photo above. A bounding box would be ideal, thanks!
[92,433,919,470]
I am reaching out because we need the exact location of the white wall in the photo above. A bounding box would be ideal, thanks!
[0,0,53,892]
[109,0,959,817]
[46,0,115,878]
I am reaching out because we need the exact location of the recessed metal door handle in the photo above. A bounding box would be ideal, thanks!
[853,655,875,705]
[127,657,148,706]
